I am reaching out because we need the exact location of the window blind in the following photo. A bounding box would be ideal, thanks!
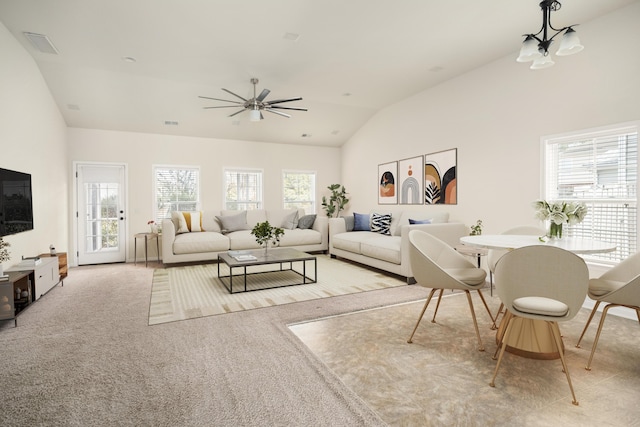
[544,125,638,263]
[224,169,263,210]
[154,166,200,226]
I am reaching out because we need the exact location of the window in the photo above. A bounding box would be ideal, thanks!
[224,168,263,210]
[283,170,316,214]
[543,123,638,263]
[153,166,200,226]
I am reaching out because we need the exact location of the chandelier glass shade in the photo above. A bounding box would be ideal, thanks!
[517,1,584,69]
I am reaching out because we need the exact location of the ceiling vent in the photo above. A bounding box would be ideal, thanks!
[23,32,59,54]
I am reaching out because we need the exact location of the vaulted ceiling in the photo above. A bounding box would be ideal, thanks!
[1,0,636,147]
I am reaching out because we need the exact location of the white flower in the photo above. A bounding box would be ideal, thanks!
[533,200,587,226]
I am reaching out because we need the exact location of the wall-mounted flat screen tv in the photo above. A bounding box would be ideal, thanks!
[0,167,33,237]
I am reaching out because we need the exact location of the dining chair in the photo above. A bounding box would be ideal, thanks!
[487,225,545,329]
[406,229,494,351]
[489,245,588,406]
[575,251,640,371]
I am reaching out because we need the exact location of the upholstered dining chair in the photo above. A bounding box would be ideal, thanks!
[487,225,545,329]
[575,251,640,371]
[489,245,588,406]
[407,230,494,352]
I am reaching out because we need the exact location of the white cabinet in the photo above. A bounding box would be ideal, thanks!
[33,256,59,299]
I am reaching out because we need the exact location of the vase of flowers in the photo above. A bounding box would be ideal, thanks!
[533,200,587,239]
[148,220,157,233]
[251,221,284,255]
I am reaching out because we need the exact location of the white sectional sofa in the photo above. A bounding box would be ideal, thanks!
[161,208,328,265]
[329,211,469,283]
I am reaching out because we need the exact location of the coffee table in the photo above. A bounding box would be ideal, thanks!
[217,248,317,294]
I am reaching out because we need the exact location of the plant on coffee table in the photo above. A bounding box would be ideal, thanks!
[251,221,284,254]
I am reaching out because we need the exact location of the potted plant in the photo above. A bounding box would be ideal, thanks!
[321,184,349,218]
[470,220,483,236]
[251,221,284,254]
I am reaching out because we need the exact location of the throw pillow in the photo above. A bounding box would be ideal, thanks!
[297,214,317,229]
[353,213,371,231]
[171,211,203,234]
[409,218,431,225]
[341,215,354,232]
[281,210,299,230]
[371,213,392,235]
[215,211,248,234]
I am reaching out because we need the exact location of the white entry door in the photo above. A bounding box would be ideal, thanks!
[76,164,127,265]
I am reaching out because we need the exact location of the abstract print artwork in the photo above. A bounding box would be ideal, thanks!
[398,156,424,205]
[424,148,457,205]
[378,161,398,204]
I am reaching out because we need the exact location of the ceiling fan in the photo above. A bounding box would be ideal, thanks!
[199,78,307,121]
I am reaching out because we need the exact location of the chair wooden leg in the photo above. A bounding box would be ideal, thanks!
[490,315,514,387]
[585,303,614,371]
[491,303,504,330]
[407,289,437,344]
[465,290,484,352]
[550,322,579,405]
[575,301,601,349]
[431,289,444,323]
[475,289,496,325]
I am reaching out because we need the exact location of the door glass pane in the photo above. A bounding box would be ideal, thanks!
[84,182,119,253]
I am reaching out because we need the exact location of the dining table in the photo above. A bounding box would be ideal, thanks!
[459,234,616,360]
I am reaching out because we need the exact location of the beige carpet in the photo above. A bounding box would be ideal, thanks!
[149,254,406,325]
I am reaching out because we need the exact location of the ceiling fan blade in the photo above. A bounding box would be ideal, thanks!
[228,108,247,117]
[269,106,308,112]
[198,96,243,104]
[264,97,302,105]
[222,88,248,102]
[256,89,271,102]
[203,105,245,109]
[264,109,291,118]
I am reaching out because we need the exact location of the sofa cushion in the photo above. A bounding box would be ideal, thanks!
[227,230,262,250]
[409,218,431,224]
[371,213,392,235]
[332,231,380,254]
[201,211,222,233]
[361,236,401,264]
[279,229,322,246]
[393,211,449,236]
[281,210,299,230]
[297,214,316,229]
[341,215,355,232]
[172,231,229,254]
[353,213,371,231]
[216,211,249,234]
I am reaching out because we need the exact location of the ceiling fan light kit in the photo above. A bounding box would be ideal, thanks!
[200,78,307,121]
[517,0,584,70]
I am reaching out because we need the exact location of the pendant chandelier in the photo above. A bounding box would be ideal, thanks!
[517,1,584,70]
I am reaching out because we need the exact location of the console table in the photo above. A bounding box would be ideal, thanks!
[0,270,34,327]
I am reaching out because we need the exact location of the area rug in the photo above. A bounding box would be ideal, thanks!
[148,255,406,325]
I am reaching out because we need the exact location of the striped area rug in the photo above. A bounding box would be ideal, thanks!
[148,254,406,325]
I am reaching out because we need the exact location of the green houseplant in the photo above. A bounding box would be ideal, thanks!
[0,237,10,277]
[251,221,284,254]
[321,184,349,218]
[470,220,483,236]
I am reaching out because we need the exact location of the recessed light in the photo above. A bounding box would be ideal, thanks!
[122,56,137,63]
[331,130,340,135]
[283,32,300,42]
[67,104,80,111]
[429,66,444,72]
[301,133,312,138]
[232,120,241,126]
[342,93,352,97]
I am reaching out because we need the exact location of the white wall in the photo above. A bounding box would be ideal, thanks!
[0,22,68,269]
[341,3,640,234]
[67,128,341,264]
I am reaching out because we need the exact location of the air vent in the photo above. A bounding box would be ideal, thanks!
[23,32,59,54]
[164,120,179,126]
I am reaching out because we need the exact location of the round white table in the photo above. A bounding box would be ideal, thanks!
[460,234,616,359]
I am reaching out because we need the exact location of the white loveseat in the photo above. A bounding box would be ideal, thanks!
[162,208,328,265]
[329,211,469,283]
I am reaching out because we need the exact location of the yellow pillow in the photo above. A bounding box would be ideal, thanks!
[171,211,203,233]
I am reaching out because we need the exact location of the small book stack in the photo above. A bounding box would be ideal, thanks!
[0,275,9,282]
[232,254,257,261]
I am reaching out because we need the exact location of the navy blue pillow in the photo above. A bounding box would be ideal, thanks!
[409,218,431,225]
[353,213,371,231]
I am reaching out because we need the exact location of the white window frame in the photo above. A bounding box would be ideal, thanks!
[223,168,263,210]
[153,165,201,227]
[541,122,639,264]
[282,170,316,214]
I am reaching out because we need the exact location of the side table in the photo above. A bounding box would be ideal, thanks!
[134,232,159,267]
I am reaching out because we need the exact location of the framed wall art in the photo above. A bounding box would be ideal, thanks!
[398,156,424,205]
[424,148,457,205]
[378,161,398,204]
